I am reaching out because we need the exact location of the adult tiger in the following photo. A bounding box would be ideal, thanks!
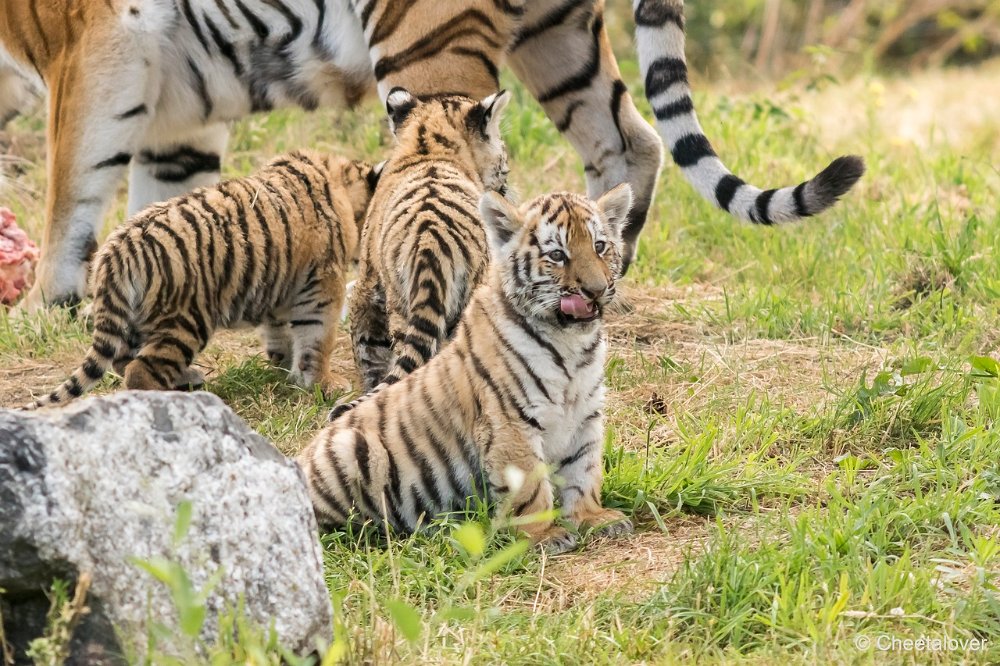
[0,0,863,312]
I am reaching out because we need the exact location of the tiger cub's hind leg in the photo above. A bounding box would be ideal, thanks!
[123,326,210,391]
[348,280,392,392]
[110,327,203,389]
[288,274,345,394]
[260,318,294,370]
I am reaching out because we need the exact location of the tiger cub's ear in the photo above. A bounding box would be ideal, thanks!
[467,90,511,139]
[386,87,419,134]
[595,183,633,243]
[367,160,387,192]
[479,190,521,255]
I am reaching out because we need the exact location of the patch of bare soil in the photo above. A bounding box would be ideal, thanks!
[604,283,890,452]
[536,517,713,609]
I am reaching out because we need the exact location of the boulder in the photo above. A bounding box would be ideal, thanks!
[0,392,331,663]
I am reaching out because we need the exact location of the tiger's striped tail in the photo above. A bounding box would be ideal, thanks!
[632,0,864,224]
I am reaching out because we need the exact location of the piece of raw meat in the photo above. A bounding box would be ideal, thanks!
[0,207,39,304]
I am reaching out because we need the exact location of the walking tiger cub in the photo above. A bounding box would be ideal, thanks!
[298,185,636,554]
[344,87,511,403]
[27,152,381,409]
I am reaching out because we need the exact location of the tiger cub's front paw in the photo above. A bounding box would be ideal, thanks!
[580,509,634,540]
[535,527,578,555]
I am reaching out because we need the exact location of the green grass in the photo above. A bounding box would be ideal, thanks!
[2,61,1000,664]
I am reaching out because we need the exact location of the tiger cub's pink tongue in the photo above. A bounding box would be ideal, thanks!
[560,294,594,317]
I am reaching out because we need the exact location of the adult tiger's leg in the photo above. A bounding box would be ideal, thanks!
[20,44,156,312]
[508,0,662,273]
[128,123,229,215]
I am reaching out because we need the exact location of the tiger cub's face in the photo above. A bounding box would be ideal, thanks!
[479,185,633,326]
[385,87,511,194]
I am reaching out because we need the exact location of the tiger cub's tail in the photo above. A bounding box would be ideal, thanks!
[24,261,131,409]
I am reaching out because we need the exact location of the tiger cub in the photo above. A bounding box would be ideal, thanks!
[345,87,511,401]
[27,152,381,409]
[298,184,636,554]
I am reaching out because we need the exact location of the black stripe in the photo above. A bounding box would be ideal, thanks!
[116,104,148,120]
[653,95,694,121]
[754,189,777,225]
[136,356,171,388]
[401,334,434,362]
[139,146,221,183]
[555,100,584,132]
[354,433,371,486]
[793,182,810,217]
[204,14,244,76]
[66,376,84,397]
[94,153,132,170]
[634,0,685,28]
[373,9,502,81]
[715,175,744,212]
[82,358,105,380]
[180,0,210,51]
[559,440,595,469]
[513,482,542,517]
[500,299,569,377]
[213,0,240,28]
[671,134,716,168]
[609,79,628,149]
[186,58,214,120]
[469,350,542,430]
[536,14,603,103]
[92,340,117,359]
[644,57,687,97]
[260,0,303,45]
[512,0,587,48]
[312,472,350,525]
[234,0,269,38]
[449,46,500,85]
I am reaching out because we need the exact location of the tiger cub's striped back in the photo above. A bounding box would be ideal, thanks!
[298,184,636,554]
[27,152,380,409]
[345,88,511,400]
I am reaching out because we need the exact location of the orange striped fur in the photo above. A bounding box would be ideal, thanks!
[27,152,379,409]
[298,185,635,554]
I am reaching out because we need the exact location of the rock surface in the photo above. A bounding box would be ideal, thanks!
[0,392,331,663]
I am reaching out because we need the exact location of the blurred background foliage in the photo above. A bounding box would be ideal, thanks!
[606,0,1000,78]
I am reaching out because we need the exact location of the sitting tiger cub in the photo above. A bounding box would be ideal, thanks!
[298,184,635,553]
[346,87,511,400]
[27,152,381,409]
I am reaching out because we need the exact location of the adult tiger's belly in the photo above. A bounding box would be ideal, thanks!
[151,1,375,134]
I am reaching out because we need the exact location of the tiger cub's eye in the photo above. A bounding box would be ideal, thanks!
[547,249,567,263]
[594,241,606,254]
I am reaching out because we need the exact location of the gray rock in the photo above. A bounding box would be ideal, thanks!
[0,392,331,662]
